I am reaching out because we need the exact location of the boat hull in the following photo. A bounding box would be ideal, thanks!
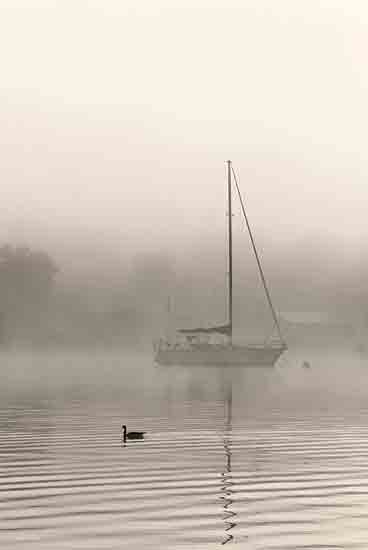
[155,344,285,367]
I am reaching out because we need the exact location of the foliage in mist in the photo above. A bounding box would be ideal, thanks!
[0,241,366,349]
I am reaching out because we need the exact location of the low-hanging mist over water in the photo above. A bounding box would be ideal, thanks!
[0,237,367,349]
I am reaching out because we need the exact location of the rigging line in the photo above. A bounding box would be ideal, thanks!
[230,165,286,346]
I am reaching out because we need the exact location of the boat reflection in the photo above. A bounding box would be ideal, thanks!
[221,382,237,544]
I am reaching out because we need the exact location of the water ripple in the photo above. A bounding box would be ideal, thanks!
[2,353,368,548]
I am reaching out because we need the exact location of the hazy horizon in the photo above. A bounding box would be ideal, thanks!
[1,1,368,264]
[1,0,368,349]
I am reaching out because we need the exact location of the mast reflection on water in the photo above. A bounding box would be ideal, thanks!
[221,383,237,544]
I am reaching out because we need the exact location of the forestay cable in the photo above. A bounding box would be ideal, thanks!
[231,165,286,346]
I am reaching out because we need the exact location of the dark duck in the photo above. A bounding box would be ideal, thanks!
[122,425,145,442]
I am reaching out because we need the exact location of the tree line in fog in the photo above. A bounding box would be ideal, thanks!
[0,241,367,349]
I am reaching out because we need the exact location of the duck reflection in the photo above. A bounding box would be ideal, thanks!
[221,382,237,545]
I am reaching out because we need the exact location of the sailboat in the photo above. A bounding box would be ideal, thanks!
[154,161,287,367]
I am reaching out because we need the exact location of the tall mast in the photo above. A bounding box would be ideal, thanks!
[227,160,233,340]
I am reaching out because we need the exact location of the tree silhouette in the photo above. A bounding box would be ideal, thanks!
[0,245,58,341]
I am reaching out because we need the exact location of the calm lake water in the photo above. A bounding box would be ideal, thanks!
[2,348,368,549]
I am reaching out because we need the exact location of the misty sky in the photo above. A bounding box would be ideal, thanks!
[1,0,368,268]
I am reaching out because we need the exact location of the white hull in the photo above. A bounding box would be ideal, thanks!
[155,344,285,367]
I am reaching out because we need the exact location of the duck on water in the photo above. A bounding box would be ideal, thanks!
[122,425,145,441]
